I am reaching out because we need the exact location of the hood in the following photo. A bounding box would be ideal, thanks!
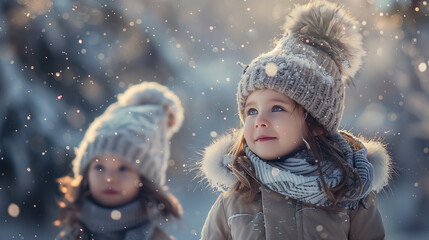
[200,131,392,193]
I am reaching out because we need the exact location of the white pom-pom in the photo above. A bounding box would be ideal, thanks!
[283,0,366,84]
[118,82,184,135]
[200,134,237,192]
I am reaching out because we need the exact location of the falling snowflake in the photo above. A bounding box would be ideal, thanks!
[265,62,278,77]
[111,210,121,220]
[8,203,20,218]
[271,167,280,176]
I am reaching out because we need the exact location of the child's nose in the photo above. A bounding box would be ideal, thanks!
[255,114,269,128]
[105,171,117,183]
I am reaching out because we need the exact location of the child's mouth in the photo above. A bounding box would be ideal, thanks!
[103,189,119,195]
[256,136,276,142]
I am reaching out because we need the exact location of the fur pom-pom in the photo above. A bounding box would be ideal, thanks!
[364,139,392,192]
[117,82,184,135]
[200,134,237,192]
[283,0,366,84]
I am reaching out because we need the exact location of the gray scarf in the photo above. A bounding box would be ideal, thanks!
[246,132,374,209]
[79,198,158,240]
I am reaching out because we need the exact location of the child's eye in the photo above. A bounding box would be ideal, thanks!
[94,164,104,172]
[119,165,129,172]
[247,108,258,115]
[272,105,285,112]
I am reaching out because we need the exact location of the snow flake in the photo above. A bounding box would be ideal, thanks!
[265,62,278,77]
[418,62,427,72]
[111,210,121,220]
[210,131,218,138]
[8,203,20,218]
[158,203,165,210]
[271,167,280,177]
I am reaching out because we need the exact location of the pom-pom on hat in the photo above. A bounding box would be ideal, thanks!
[72,82,184,187]
[237,0,365,133]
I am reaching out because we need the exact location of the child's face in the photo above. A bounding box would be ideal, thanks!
[88,154,141,207]
[243,89,306,160]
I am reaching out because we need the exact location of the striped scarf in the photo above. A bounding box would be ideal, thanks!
[246,132,374,209]
[79,198,157,240]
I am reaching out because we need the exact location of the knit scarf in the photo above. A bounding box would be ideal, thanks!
[78,198,157,240]
[246,132,374,209]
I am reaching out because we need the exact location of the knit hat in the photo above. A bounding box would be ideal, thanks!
[237,0,365,133]
[72,82,184,187]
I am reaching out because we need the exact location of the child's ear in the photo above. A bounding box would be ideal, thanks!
[164,105,175,128]
[312,126,325,136]
[168,112,175,128]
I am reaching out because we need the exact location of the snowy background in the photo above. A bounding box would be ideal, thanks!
[0,0,428,239]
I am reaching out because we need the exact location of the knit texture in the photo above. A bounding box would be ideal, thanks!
[73,82,184,187]
[246,132,374,209]
[237,1,365,133]
[79,198,157,240]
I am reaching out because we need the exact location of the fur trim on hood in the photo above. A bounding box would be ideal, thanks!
[200,131,392,193]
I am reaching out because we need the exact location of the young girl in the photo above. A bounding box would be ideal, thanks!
[56,82,184,240]
[200,1,391,239]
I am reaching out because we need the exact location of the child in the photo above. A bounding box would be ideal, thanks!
[200,1,391,239]
[56,82,184,240]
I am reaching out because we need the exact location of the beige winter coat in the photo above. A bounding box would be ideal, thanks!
[56,225,173,240]
[200,132,391,240]
[150,227,175,240]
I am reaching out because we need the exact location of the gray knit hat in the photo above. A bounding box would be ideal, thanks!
[237,1,365,133]
[72,82,184,187]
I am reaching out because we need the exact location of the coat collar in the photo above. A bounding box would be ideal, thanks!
[200,131,392,193]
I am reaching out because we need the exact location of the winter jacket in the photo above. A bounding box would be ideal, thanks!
[56,224,173,240]
[150,227,174,240]
[200,131,391,240]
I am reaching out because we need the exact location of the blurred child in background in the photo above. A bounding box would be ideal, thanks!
[56,82,184,240]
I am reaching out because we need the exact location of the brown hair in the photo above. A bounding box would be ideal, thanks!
[55,167,182,230]
[227,104,363,207]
